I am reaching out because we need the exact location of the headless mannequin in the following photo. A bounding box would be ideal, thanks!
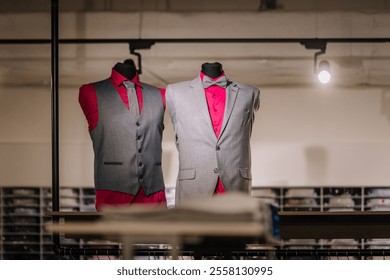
[79,58,167,211]
[201,62,223,78]
[113,59,137,80]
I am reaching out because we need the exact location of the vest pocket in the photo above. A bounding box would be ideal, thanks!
[96,161,120,189]
[239,168,252,180]
[178,169,196,180]
[103,161,123,165]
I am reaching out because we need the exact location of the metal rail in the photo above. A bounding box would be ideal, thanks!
[1,38,390,45]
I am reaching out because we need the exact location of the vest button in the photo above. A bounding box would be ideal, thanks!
[139,175,143,180]
[214,168,219,173]
[139,162,143,167]
[138,149,142,153]
[216,146,220,151]
[136,122,140,126]
[137,135,141,140]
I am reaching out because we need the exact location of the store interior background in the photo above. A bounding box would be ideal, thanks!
[1,0,390,200]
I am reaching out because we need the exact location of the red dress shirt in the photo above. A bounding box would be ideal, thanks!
[79,68,167,211]
[200,71,227,195]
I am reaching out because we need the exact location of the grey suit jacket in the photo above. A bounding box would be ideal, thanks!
[166,76,260,204]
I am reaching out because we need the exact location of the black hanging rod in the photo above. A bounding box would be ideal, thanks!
[0,38,390,45]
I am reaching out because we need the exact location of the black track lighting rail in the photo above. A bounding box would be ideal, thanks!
[1,37,390,45]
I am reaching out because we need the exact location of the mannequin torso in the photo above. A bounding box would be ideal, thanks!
[78,58,167,210]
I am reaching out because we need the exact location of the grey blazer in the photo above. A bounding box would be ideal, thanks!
[166,76,260,204]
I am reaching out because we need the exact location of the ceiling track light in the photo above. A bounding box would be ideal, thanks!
[317,60,331,84]
[301,40,331,84]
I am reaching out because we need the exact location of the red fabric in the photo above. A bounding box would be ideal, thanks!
[200,71,227,138]
[79,68,167,210]
[214,180,226,194]
[200,71,227,194]
[79,68,166,131]
[95,188,167,211]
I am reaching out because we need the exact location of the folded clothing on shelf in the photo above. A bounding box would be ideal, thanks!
[366,198,390,207]
[284,198,318,207]
[368,205,390,211]
[367,188,390,197]
[328,193,355,208]
[285,188,316,198]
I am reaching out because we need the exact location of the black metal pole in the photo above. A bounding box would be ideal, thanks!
[51,0,60,253]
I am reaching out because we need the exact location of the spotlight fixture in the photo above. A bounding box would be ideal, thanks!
[301,40,331,85]
[317,60,331,84]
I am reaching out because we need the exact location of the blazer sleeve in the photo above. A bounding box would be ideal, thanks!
[166,85,175,122]
[254,87,260,112]
[165,84,179,148]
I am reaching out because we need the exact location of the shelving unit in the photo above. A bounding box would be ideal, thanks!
[252,186,390,212]
[252,186,390,259]
[1,185,390,259]
[0,186,96,260]
[1,187,41,260]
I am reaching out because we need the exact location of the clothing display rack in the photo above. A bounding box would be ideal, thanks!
[2,0,390,259]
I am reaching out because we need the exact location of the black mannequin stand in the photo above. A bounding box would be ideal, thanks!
[113,59,137,80]
[201,62,223,78]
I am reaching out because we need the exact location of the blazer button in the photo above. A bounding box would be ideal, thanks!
[139,162,143,167]
[137,135,141,140]
[138,149,142,153]
[216,146,220,151]
[139,175,143,180]
[214,168,219,173]
[136,121,140,126]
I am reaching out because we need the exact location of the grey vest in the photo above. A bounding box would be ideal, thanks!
[90,79,165,195]
[166,77,260,203]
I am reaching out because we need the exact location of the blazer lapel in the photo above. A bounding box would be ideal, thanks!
[189,77,217,140]
[218,82,239,141]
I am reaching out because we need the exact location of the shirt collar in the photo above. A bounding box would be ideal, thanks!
[200,71,226,81]
[111,68,142,88]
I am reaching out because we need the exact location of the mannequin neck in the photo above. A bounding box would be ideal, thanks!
[113,62,137,80]
[201,62,223,78]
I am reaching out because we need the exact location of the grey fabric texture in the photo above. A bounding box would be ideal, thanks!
[166,76,260,204]
[201,75,228,88]
[123,81,140,117]
[90,79,165,196]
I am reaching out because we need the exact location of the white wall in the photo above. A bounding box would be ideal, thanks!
[252,87,390,186]
[1,85,390,188]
